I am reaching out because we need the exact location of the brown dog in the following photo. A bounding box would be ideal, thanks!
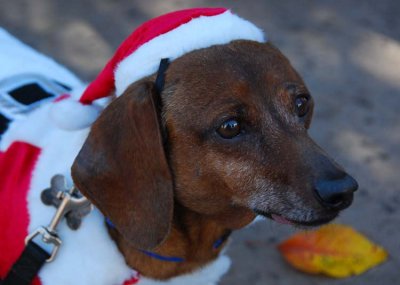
[72,40,358,280]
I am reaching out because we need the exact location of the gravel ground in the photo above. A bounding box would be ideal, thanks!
[1,1,399,284]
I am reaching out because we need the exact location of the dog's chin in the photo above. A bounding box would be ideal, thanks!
[253,209,338,228]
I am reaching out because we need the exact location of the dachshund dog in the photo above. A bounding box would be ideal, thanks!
[0,8,358,285]
[73,40,358,280]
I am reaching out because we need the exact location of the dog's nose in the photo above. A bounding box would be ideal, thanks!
[314,174,358,210]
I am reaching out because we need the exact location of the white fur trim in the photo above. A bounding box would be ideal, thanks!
[50,97,102,130]
[248,215,266,226]
[115,11,265,96]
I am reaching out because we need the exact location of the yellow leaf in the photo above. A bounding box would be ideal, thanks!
[278,224,388,278]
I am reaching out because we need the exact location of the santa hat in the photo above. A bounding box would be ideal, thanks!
[51,7,266,130]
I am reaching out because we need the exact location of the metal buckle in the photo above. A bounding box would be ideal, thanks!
[25,227,62,262]
[25,175,92,262]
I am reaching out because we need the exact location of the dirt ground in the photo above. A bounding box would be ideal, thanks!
[1,0,399,284]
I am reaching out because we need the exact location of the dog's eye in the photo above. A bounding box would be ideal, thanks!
[217,119,241,139]
[295,95,310,117]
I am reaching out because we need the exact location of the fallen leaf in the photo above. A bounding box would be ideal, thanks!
[278,224,388,278]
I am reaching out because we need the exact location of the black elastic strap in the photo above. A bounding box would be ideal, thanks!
[1,241,50,285]
[152,58,170,148]
[154,58,170,96]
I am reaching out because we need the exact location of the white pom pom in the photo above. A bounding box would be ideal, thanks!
[50,98,102,130]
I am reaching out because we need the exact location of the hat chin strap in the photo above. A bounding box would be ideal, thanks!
[154,58,170,96]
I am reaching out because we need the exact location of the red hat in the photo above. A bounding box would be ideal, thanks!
[51,7,265,130]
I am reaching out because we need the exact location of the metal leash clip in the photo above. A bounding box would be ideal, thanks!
[25,175,92,262]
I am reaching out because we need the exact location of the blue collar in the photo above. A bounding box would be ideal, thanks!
[106,218,230,263]
[212,230,231,249]
[139,249,184,262]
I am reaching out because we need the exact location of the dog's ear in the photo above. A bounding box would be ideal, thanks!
[71,81,173,250]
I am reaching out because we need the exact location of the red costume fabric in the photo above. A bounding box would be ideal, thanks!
[0,142,41,285]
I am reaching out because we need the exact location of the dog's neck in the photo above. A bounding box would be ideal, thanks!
[108,203,255,280]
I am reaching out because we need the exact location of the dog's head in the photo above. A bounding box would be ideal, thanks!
[72,40,357,250]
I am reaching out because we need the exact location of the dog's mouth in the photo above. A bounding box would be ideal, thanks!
[253,209,337,227]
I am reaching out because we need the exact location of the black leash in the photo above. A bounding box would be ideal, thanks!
[153,58,170,149]
[1,241,50,285]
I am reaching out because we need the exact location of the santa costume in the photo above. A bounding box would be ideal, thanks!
[0,8,265,285]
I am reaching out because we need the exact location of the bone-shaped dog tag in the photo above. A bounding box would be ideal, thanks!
[41,174,92,230]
